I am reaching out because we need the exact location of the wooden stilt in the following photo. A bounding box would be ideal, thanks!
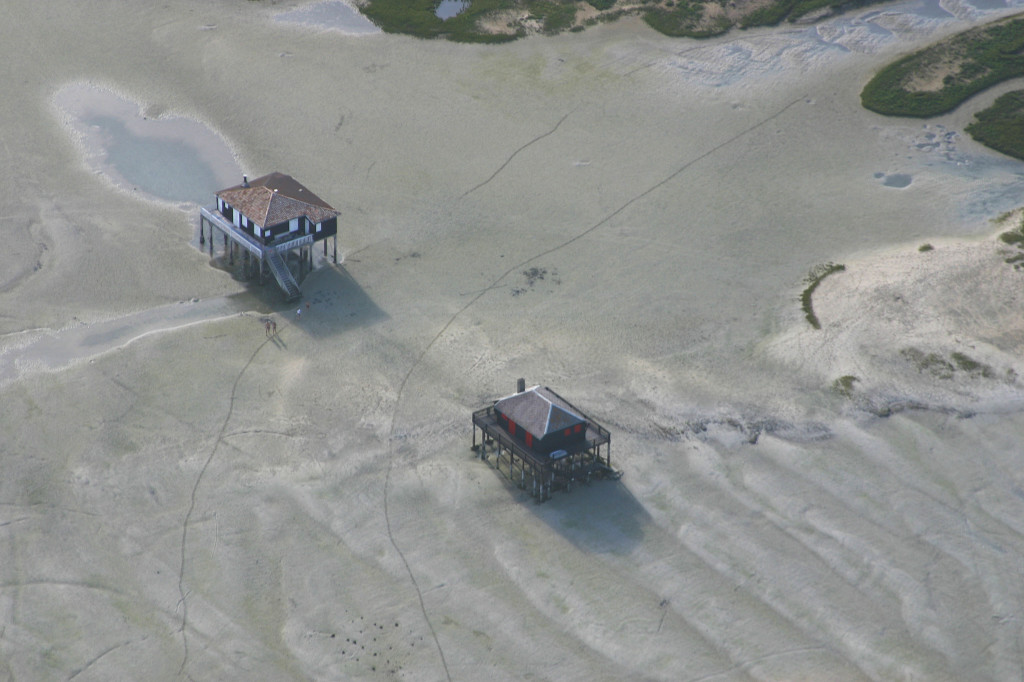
[333,235,337,264]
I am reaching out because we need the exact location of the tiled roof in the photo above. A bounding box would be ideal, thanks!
[494,386,585,438]
[216,172,339,228]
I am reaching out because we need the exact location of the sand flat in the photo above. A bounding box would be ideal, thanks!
[3,0,1024,679]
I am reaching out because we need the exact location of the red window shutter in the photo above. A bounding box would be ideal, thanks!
[564,428,571,436]
[574,424,582,433]
[525,433,533,447]
[509,421,516,436]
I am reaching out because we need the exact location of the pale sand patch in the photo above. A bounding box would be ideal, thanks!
[762,223,1024,413]
[903,58,963,92]
[476,8,529,35]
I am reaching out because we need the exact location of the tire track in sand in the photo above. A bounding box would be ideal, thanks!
[381,95,806,681]
[177,325,284,675]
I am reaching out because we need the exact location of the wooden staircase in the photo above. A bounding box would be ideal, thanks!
[266,249,301,301]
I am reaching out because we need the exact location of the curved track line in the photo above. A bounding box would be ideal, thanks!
[382,460,453,682]
[68,638,139,681]
[177,326,280,675]
[381,95,806,681]
[460,111,574,200]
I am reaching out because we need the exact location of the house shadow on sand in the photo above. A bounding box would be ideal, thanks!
[293,263,388,337]
[529,478,652,555]
[472,382,650,554]
[216,260,387,339]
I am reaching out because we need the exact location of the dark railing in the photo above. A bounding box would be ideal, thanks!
[271,234,314,253]
[471,403,611,471]
[472,405,540,466]
[200,206,265,257]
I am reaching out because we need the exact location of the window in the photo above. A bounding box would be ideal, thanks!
[574,424,582,434]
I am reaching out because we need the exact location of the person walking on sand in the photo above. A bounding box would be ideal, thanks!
[271,320,277,336]
[296,307,302,319]
[265,320,271,337]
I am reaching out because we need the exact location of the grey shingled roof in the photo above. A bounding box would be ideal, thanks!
[216,172,339,228]
[494,386,585,439]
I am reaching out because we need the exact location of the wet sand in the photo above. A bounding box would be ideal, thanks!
[3,0,1024,679]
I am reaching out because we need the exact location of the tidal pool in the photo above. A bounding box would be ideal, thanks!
[436,0,470,19]
[276,1,380,34]
[53,83,241,206]
[882,173,913,188]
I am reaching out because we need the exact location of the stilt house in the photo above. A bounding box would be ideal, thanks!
[493,385,588,455]
[198,172,340,300]
[472,379,616,502]
[215,172,338,247]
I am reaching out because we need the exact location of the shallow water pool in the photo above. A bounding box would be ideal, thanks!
[54,83,241,206]
[82,114,219,205]
[436,0,470,20]
[276,1,380,33]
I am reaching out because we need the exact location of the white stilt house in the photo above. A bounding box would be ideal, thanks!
[198,172,340,300]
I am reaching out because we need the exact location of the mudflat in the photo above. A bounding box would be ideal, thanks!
[3,0,1024,680]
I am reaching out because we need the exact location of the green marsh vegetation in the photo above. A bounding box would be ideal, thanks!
[997,209,1024,269]
[736,0,882,29]
[861,15,1024,117]
[800,262,845,329]
[861,14,1024,160]
[901,347,998,379]
[358,0,901,42]
[360,0,522,42]
[831,374,858,397]
[966,90,1024,162]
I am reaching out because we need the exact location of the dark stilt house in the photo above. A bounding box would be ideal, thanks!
[472,379,616,501]
[197,172,340,300]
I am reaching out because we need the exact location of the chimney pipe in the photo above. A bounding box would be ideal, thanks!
[242,175,249,188]
[517,378,526,393]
